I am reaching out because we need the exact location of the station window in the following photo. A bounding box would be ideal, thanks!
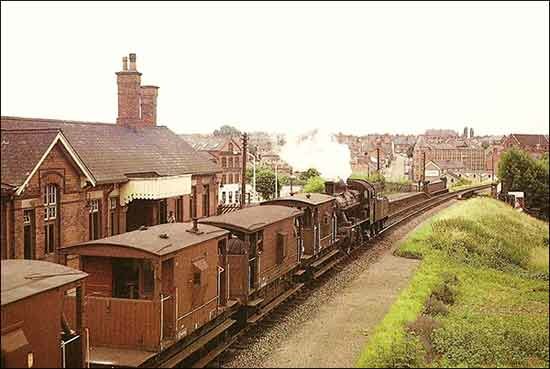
[89,199,101,240]
[43,184,58,254]
[109,197,119,236]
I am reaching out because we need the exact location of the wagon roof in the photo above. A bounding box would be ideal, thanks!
[262,193,335,206]
[200,205,303,233]
[61,222,228,257]
[1,260,88,306]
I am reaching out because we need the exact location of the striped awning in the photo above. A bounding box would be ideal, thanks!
[120,174,192,206]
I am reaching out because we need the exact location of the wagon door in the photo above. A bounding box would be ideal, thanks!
[161,258,175,344]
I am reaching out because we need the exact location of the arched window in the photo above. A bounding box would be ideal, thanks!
[228,143,234,153]
[43,184,58,254]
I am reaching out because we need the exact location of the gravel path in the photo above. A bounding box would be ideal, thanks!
[222,200,456,368]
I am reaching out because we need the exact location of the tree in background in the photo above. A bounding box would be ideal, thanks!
[213,124,241,136]
[298,168,321,182]
[303,176,325,193]
[246,165,281,200]
[498,148,549,219]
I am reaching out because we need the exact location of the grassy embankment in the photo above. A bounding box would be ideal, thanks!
[448,177,492,192]
[356,197,549,368]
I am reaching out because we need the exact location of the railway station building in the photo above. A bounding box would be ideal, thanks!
[1,54,221,263]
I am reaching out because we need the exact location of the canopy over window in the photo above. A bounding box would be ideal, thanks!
[120,174,192,206]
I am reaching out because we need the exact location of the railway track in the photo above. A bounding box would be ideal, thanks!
[166,184,492,368]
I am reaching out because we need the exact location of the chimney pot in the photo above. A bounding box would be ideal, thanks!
[129,53,137,71]
[122,56,128,71]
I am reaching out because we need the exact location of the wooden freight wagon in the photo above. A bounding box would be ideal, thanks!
[59,221,238,368]
[200,205,304,324]
[262,193,339,279]
[1,260,87,368]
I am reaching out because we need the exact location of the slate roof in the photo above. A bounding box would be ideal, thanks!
[1,129,60,187]
[1,116,221,184]
[61,222,229,257]
[200,205,303,233]
[1,259,87,306]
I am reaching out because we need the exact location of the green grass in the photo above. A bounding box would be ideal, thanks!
[356,198,549,368]
[449,178,492,192]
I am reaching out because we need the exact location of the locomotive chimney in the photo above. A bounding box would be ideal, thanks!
[325,181,336,195]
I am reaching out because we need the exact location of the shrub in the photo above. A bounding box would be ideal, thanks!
[431,283,457,306]
[424,296,449,316]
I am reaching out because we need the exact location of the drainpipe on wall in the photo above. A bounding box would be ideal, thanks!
[10,196,15,259]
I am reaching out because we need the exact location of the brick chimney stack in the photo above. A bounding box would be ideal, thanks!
[116,53,159,128]
[140,85,159,126]
[116,53,142,128]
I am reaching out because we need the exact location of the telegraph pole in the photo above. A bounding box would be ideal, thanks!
[376,147,380,173]
[491,148,495,181]
[241,132,248,208]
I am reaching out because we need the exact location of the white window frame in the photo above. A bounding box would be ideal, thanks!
[89,199,99,213]
[44,184,57,220]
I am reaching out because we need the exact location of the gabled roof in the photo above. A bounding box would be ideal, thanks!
[1,260,87,306]
[510,134,549,147]
[1,128,96,194]
[200,205,302,233]
[61,222,228,257]
[1,116,221,184]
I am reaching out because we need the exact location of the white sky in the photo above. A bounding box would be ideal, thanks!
[1,1,549,136]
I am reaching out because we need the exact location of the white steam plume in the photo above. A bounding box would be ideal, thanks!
[279,129,352,181]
